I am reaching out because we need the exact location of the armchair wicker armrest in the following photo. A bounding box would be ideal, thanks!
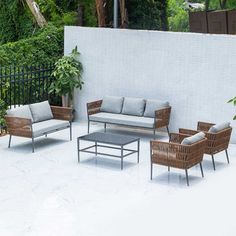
[5,116,32,138]
[154,107,171,128]
[197,121,215,132]
[169,132,190,144]
[179,128,198,136]
[50,106,73,121]
[87,100,102,116]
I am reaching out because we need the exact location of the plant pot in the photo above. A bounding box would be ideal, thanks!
[62,94,72,107]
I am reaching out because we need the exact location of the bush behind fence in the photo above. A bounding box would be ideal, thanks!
[0,63,60,108]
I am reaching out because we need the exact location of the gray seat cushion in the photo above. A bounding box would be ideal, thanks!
[7,105,33,121]
[32,119,70,137]
[144,99,169,118]
[181,132,205,145]
[100,96,124,114]
[121,97,145,116]
[90,112,155,128]
[208,122,230,133]
[30,101,53,123]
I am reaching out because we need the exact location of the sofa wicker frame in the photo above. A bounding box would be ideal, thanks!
[5,106,73,153]
[179,121,232,170]
[87,100,171,138]
[150,133,207,186]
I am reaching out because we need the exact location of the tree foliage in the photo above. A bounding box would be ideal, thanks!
[0,0,37,45]
[0,24,63,66]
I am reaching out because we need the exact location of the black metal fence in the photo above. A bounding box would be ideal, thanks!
[0,63,57,108]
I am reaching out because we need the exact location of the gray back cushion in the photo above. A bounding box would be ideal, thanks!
[181,132,205,145]
[122,97,145,116]
[30,101,53,123]
[7,105,33,121]
[100,96,124,114]
[144,99,169,118]
[208,122,230,133]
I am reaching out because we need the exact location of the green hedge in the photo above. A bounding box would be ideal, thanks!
[0,24,64,66]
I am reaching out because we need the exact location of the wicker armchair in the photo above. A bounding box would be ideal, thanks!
[179,121,232,170]
[150,133,207,186]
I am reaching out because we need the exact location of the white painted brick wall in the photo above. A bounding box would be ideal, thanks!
[64,26,236,143]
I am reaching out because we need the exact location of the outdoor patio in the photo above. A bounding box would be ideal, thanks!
[1,122,236,236]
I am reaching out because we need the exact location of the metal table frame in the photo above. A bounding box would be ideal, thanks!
[77,136,140,170]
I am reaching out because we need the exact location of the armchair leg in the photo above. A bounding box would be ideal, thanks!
[225,149,230,164]
[185,169,189,186]
[200,162,204,178]
[87,120,90,133]
[211,155,216,171]
[8,135,12,148]
[32,137,35,153]
[168,166,170,172]
[150,162,153,180]
[153,129,156,140]
[69,122,72,141]
[166,126,170,138]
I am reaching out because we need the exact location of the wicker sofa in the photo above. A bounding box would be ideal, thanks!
[179,121,232,170]
[87,96,171,138]
[5,101,73,152]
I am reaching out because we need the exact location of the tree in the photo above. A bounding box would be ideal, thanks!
[25,0,47,27]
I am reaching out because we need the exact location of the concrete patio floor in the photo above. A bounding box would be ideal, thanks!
[0,122,236,236]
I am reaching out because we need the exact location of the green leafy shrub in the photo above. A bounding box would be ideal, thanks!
[168,0,189,32]
[0,0,37,45]
[228,97,236,120]
[0,24,64,66]
[0,82,9,127]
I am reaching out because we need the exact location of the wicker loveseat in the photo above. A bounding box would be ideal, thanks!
[87,96,171,138]
[150,132,207,186]
[179,121,232,170]
[5,101,73,152]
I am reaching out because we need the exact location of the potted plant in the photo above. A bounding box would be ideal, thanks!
[49,46,83,107]
[228,96,236,120]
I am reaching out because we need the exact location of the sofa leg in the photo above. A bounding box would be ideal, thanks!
[211,155,216,171]
[225,149,230,164]
[8,135,12,148]
[185,169,189,186]
[104,123,107,133]
[168,166,170,172]
[32,137,35,153]
[200,162,204,178]
[70,122,72,141]
[87,121,90,134]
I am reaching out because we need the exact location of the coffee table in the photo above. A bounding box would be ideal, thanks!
[77,132,140,170]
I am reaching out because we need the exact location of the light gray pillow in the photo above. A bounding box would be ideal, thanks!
[144,99,169,118]
[100,96,124,114]
[208,122,230,133]
[121,97,145,116]
[30,101,53,123]
[181,132,205,145]
[7,105,33,121]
